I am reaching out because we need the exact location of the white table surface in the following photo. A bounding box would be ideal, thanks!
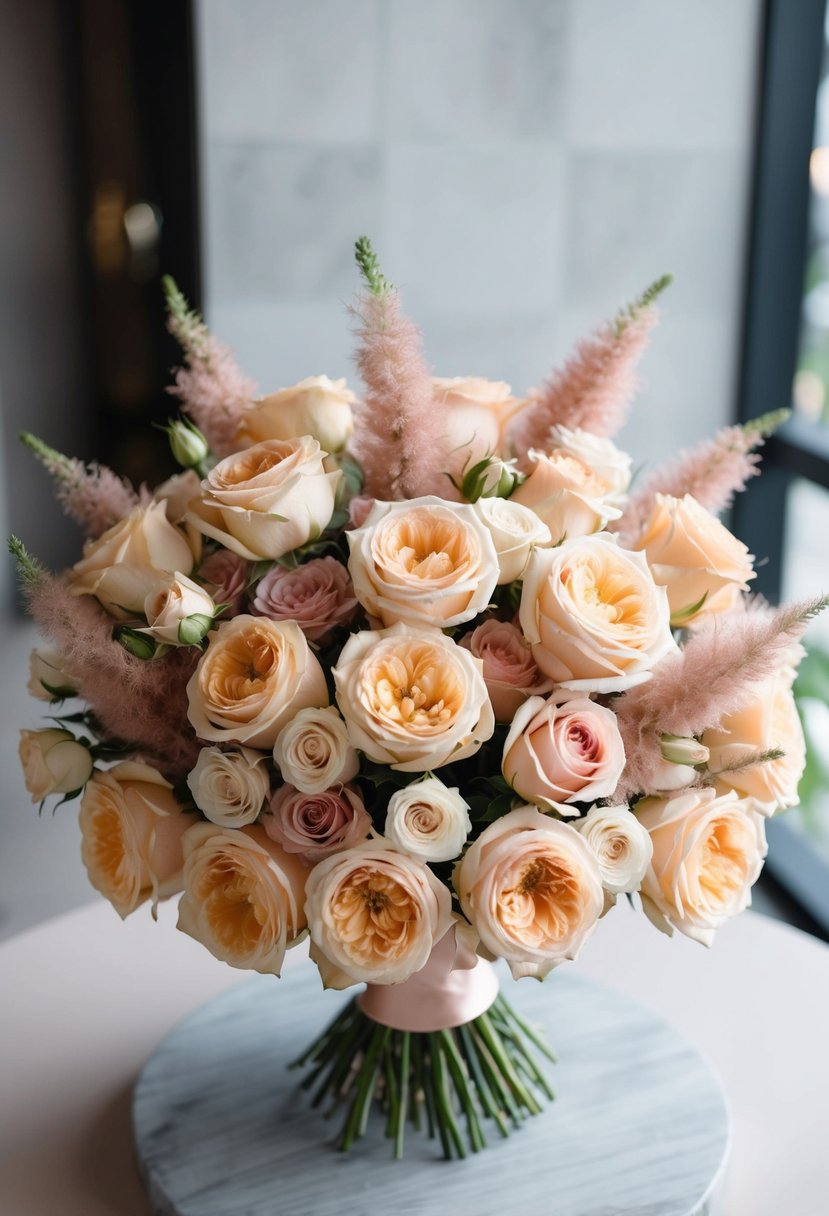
[2,899,828,1216]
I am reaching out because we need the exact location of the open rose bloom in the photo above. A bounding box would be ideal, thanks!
[13,239,825,1158]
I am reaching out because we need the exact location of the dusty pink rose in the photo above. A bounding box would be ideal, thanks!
[251,557,358,642]
[347,495,375,530]
[461,620,553,722]
[265,782,371,861]
[198,549,251,618]
[503,694,626,812]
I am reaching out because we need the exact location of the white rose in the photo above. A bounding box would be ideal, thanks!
[186,746,270,827]
[273,706,359,795]
[236,375,356,454]
[27,649,77,701]
[19,728,93,802]
[548,426,632,507]
[511,448,623,543]
[384,778,471,863]
[576,804,653,895]
[473,497,551,585]
[143,571,216,646]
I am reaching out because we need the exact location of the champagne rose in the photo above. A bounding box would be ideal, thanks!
[473,497,551,585]
[576,803,652,895]
[273,706,359,795]
[511,448,623,543]
[384,777,471,863]
[186,746,270,827]
[19,728,93,802]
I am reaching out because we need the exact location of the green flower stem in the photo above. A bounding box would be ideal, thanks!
[456,1023,509,1138]
[429,1034,465,1159]
[394,1032,410,1159]
[438,1029,486,1152]
[493,994,559,1065]
[475,1011,543,1116]
[468,1024,523,1127]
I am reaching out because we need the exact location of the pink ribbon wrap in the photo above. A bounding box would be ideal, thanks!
[357,927,499,1032]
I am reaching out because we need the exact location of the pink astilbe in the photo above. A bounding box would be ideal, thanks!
[26,574,201,779]
[508,277,670,469]
[165,277,257,457]
[612,594,827,801]
[21,433,141,540]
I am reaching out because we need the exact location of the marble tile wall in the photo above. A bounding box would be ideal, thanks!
[196,0,763,467]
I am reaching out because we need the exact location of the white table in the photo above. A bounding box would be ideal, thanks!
[2,899,828,1216]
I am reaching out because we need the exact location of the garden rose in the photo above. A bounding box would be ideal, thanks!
[511,448,623,542]
[304,841,453,987]
[187,437,340,560]
[70,500,195,619]
[433,376,522,485]
[143,571,216,646]
[633,493,755,625]
[236,375,356,454]
[186,746,270,828]
[19,728,93,802]
[502,694,626,811]
[252,556,357,642]
[636,787,767,945]
[576,804,652,895]
[347,496,500,629]
[27,648,77,701]
[265,783,371,861]
[187,615,328,749]
[519,534,676,691]
[198,549,251,618]
[273,706,359,794]
[546,426,632,506]
[384,777,471,863]
[460,619,553,722]
[78,762,190,918]
[473,497,551,585]
[333,623,495,772]
[177,823,308,975]
[454,806,604,979]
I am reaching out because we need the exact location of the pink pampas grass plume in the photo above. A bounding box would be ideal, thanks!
[349,237,448,501]
[164,277,257,457]
[20,432,142,540]
[508,276,671,469]
[613,410,788,546]
[612,593,827,800]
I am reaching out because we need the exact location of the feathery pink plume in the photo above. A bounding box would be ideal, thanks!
[26,573,201,779]
[508,276,670,469]
[20,432,142,539]
[164,277,257,458]
[612,594,827,801]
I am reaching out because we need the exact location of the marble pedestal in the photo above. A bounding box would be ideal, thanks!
[133,967,729,1216]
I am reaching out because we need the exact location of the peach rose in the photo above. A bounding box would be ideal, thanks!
[273,706,359,795]
[502,694,626,811]
[636,787,767,945]
[511,448,623,543]
[265,783,371,861]
[432,376,523,487]
[333,623,495,772]
[70,500,195,619]
[153,469,202,524]
[177,823,308,975]
[546,426,633,506]
[702,674,806,815]
[519,534,676,692]
[143,571,216,646]
[304,840,453,987]
[633,494,755,625]
[187,437,340,560]
[453,805,604,979]
[187,615,329,749]
[186,746,270,828]
[251,556,357,642]
[19,728,93,802]
[236,375,356,454]
[576,804,652,895]
[460,619,553,722]
[473,497,551,585]
[347,496,500,629]
[78,762,191,918]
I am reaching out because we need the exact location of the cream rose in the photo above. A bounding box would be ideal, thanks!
[702,674,806,815]
[502,694,626,812]
[78,762,191,918]
[273,706,359,795]
[333,623,495,772]
[460,619,553,722]
[511,448,623,543]
[519,535,676,692]
[187,615,329,749]
[384,777,471,863]
[347,496,500,629]
[265,783,371,861]
[236,375,356,454]
[454,805,604,979]
[177,823,308,975]
[143,571,216,646]
[186,746,270,827]
[636,787,767,945]
[433,376,523,486]
[153,469,202,524]
[251,556,357,642]
[633,494,755,625]
[547,426,632,506]
[27,648,77,701]
[473,497,551,585]
[576,804,652,895]
[187,437,341,560]
[70,500,195,619]
[304,841,453,988]
[19,729,93,802]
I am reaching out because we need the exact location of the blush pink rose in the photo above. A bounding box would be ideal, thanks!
[251,556,358,642]
[461,619,553,722]
[502,694,626,813]
[198,549,251,618]
[264,782,372,862]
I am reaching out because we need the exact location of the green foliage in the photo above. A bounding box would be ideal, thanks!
[7,535,47,587]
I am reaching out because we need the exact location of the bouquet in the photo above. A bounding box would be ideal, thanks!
[12,238,825,1159]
